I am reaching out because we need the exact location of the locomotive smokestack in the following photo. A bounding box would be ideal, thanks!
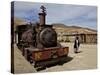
[38,5,46,26]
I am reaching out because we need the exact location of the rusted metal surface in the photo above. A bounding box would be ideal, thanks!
[25,47,69,61]
[22,29,33,43]
[58,47,69,56]
[39,5,46,26]
[33,50,51,61]
[39,27,57,47]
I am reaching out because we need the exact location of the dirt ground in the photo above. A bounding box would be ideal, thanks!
[40,43,97,72]
[14,44,36,74]
[14,43,97,73]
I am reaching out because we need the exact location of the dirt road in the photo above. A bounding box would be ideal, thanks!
[40,43,97,72]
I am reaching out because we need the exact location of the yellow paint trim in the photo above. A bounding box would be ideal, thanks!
[35,52,42,60]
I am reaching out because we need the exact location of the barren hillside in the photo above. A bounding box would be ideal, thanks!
[52,23,97,34]
[13,19,97,34]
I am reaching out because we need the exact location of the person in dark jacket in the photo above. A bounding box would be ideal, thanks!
[74,36,80,53]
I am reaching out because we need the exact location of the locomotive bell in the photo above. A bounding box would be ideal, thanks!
[38,5,46,26]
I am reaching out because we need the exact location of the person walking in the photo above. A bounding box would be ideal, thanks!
[74,36,80,53]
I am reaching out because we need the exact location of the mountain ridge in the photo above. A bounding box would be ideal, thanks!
[52,23,97,32]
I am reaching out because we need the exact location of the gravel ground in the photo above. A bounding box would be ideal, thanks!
[14,44,36,74]
[40,43,97,72]
[14,43,97,73]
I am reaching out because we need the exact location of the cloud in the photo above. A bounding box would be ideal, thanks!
[45,3,97,29]
[13,1,97,30]
[14,1,42,22]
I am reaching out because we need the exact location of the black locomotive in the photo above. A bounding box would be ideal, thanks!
[15,5,69,69]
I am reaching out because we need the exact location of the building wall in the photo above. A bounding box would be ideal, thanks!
[57,33,97,44]
[85,34,97,43]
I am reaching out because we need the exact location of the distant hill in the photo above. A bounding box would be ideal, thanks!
[13,18,97,34]
[14,18,27,27]
[52,23,97,34]
[51,23,67,28]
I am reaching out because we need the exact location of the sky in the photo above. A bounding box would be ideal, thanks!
[13,1,97,30]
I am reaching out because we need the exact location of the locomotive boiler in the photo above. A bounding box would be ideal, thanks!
[16,5,69,70]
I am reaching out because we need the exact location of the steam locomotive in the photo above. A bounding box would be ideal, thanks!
[15,6,69,69]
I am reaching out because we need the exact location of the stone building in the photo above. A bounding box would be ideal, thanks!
[59,33,97,43]
[53,26,97,44]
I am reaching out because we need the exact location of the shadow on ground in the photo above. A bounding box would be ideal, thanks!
[75,51,83,54]
[36,56,73,71]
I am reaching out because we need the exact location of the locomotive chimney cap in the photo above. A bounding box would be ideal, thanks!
[39,5,46,13]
